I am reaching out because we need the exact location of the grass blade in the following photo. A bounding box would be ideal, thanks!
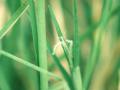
[28,0,39,64]
[47,42,75,90]
[72,0,82,90]
[73,0,80,67]
[35,0,48,89]
[0,50,60,79]
[0,2,29,40]
[48,5,73,70]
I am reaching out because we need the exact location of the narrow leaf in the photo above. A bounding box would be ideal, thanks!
[47,42,75,90]
[0,50,60,79]
[72,0,82,90]
[48,5,73,70]
[0,2,29,39]
[35,0,48,89]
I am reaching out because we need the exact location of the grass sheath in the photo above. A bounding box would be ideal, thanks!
[72,0,82,90]
[35,0,48,90]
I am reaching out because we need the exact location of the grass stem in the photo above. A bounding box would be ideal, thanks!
[36,0,48,89]
[72,0,82,90]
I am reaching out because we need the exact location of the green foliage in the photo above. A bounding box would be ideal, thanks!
[0,0,120,90]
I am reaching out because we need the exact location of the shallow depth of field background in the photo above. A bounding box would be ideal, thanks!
[0,0,120,90]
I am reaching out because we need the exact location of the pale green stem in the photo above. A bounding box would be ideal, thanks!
[36,0,48,90]
[72,0,82,90]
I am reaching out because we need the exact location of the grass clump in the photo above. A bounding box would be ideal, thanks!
[0,0,120,90]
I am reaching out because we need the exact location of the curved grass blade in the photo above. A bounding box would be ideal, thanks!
[0,2,29,40]
[0,50,60,79]
[48,5,73,70]
[47,42,75,90]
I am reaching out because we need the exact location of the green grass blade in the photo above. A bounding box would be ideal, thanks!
[28,0,39,64]
[73,0,80,67]
[0,50,60,79]
[0,2,29,40]
[48,5,63,37]
[72,0,82,90]
[48,5,73,70]
[35,0,48,89]
[47,42,75,90]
